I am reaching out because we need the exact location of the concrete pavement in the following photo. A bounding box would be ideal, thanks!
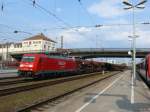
[0,69,17,74]
[0,69,18,78]
[42,70,150,112]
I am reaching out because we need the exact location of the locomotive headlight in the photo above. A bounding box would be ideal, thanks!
[20,64,24,67]
[29,65,33,67]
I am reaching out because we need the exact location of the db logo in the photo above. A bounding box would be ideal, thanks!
[58,61,66,66]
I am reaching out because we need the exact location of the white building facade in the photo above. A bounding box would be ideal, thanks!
[0,33,56,61]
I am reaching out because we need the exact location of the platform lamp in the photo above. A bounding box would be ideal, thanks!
[123,0,147,85]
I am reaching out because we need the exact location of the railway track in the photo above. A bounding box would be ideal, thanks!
[0,72,111,97]
[18,71,122,112]
[0,76,20,80]
[0,72,109,87]
[0,72,106,87]
[0,71,122,112]
[0,73,99,87]
[0,77,32,86]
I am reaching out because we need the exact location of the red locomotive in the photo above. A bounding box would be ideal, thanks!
[137,54,150,85]
[18,54,79,77]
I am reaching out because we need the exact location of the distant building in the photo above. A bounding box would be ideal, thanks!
[22,33,56,52]
[0,33,56,61]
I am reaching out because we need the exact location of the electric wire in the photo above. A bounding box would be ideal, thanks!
[77,0,95,25]
[27,0,87,37]
[0,23,17,30]
[1,0,149,35]
[1,0,3,11]
[0,0,20,12]
[29,0,71,27]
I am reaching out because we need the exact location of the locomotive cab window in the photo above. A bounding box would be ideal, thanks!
[22,56,35,62]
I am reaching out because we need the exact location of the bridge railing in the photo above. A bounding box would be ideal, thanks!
[9,50,57,54]
[66,48,150,52]
[8,48,150,55]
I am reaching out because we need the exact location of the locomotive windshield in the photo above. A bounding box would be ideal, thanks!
[22,56,35,62]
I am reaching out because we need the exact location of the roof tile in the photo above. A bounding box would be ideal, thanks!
[24,33,56,43]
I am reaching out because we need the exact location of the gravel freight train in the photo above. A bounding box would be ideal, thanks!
[18,54,125,78]
[137,54,150,85]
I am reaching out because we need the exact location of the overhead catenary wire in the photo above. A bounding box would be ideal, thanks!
[32,0,35,7]
[0,0,21,12]
[0,21,149,34]
[29,0,71,27]
[1,0,3,11]
[0,23,17,30]
[1,3,3,11]
[27,0,87,37]
[1,0,149,34]
[54,0,56,13]
[77,0,96,25]
[2,0,149,35]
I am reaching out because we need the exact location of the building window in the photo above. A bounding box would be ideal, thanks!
[24,42,28,44]
[29,41,31,45]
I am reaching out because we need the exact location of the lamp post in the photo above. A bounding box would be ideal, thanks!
[128,38,133,73]
[61,36,64,49]
[123,0,147,85]
[1,38,7,70]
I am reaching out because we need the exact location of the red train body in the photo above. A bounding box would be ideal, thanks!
[18,54,79,77]
[137,54,150,85]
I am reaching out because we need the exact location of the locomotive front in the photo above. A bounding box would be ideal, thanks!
[18,54,38,77]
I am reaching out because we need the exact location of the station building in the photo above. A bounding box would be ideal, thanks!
[0,33,56,61]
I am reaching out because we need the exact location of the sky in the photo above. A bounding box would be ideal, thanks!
[0,0,150,49]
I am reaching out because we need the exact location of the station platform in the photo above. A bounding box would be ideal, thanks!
[0,69,17,78]
[43,70,150,112]
[0,69,17,74]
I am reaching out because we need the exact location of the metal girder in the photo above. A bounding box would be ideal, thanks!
[10,48,150,61]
